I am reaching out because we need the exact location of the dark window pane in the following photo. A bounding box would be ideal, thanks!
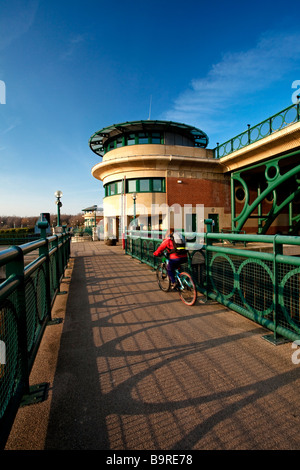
[127,134,135,145]
[138,133,149,144]
[151,133,162,144]
[110,183,115,195]
[153,179,162,191]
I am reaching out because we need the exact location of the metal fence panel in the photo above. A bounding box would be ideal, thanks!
[125,230,300,343]
[0,224,71,448]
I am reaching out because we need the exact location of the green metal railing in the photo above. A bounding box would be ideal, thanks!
[72,227,93,237]
[215,102,300,158]
[0,222,71,448]
[125,229,300,344]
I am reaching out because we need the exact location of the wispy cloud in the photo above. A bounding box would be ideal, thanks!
[0,121,20,135]
[163,31,300,135]
[60,34,86,61]
[0,0,39,51]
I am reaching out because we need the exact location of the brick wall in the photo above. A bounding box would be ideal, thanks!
[166,176,231,212]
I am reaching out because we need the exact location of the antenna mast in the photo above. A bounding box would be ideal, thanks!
[148,95,152,120]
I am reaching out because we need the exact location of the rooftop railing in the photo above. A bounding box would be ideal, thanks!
[214,102,300,159]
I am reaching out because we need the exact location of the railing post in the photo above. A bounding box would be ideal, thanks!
[204,219,213,236]
[57,234,63,284]
[53,234,60,293]
[6,247,30,394]
[38,221,52,320]
[247,124,251,144]
[269,117,272,135]
[230,174,236,232]
[124,227,128,253]
[62,225,67,272]
[204,219,213,301]
[272,235,283,343]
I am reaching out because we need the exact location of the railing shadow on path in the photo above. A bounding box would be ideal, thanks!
[6,241,300,451]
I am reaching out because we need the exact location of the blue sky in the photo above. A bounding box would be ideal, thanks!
[1,0,300,217]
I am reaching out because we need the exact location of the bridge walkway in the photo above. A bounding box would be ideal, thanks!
[4,241,300,450]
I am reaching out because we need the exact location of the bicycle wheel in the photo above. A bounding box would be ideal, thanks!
[178,272,197,306]
[156,262,171,292]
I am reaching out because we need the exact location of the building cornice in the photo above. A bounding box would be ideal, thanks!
[91,152,222,181]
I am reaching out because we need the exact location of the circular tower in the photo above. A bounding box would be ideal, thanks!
[89,120,229,239]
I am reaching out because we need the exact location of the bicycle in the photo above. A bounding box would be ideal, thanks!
[156,252,197,306]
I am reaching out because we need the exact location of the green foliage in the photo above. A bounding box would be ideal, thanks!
[0,227,34,235]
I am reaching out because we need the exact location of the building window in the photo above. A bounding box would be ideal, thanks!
[138,132,149,144]
[153,178,163,192]
[103,132,164,153]
[105,180,123,197]
[110,184,116,196]
[127,134,136,146]
[139,179,150,192]
[116,181,123,193]
[126,178,165,194]
[128,179,137,193]
[116,136,123,148]
[104,178,165,197]
[151,133,162,144]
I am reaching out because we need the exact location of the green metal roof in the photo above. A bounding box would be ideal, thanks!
[82,205,98,212]
[89,120,209,156]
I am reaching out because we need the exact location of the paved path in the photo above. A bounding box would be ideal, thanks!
[5,241,300,450]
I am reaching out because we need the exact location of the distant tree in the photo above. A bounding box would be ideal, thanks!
[0,213,84,229]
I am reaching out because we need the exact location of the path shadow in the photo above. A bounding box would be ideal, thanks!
[44,245,300,450]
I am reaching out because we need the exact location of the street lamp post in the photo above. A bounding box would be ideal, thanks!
[55,190,63,227]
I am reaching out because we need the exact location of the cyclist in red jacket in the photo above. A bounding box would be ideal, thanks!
[153,228,187,288]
